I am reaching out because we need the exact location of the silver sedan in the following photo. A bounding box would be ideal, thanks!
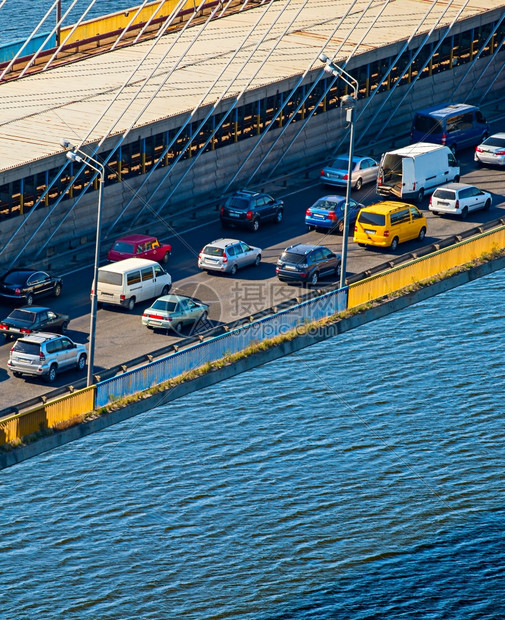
[320,155,379,191]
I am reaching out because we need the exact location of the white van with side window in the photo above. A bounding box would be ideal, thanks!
[97,258,172,311]
[376,142,460,203]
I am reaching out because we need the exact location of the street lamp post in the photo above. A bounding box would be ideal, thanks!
[319,53,358,289]
[60,139,105,387]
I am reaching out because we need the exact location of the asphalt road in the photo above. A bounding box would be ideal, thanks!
[1,147,504,411]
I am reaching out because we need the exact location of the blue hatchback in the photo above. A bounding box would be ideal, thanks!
[305,195,363,234]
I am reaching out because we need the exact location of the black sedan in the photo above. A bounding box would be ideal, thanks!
[0,269,63,305]
[0,306,70,340]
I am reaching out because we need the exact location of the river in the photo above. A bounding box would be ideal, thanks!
[1,268,504,618]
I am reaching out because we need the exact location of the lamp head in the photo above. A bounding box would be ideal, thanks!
[340,94,356,109]
[318,53,329,64]
[60,138,75,150]
[66,151,83,163]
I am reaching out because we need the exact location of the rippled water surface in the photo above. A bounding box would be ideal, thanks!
[2,270,505,619]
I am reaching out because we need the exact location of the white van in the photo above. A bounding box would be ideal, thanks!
[97,257,172,311]
[376,142,460,202]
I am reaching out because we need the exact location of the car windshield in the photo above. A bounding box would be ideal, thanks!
[8,309,36,323]
[358,211,386,226]
[13,340,40,355]
[3,272,28,284]
[312,199,343,212]
[281,251,306,264]
[330,157,349,169]
[151,300,177,312]
[483,136,505,148]
[98,271,122,285]
[226,197,250,210]
[203,245,223,256]
[434,189,456,200]
[112,241,135,253]
[413,114,443,134]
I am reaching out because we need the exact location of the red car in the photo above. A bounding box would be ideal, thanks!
[107,234,172,264]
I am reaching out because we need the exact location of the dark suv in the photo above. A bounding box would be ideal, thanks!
[276,244,341,286]
[220,189,284,232]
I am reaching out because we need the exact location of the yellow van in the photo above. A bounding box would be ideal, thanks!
[353,201,427,251]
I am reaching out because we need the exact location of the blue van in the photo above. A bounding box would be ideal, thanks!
[411,103,489,152]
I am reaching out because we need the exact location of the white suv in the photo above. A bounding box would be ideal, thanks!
[8,332,87,382]
[429,183,492,219]
[198,238,262,275]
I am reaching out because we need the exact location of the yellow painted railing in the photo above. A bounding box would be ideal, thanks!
[1,225,505,448]
[60,0,196,44]
[348,225,505,309]
[0,387,95,446]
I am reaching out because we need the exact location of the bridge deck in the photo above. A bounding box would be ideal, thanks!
[0,0,503,174]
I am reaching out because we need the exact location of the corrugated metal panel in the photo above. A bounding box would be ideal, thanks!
[1,0,504,172]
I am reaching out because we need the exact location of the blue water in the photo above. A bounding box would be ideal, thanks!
[1,269,505,618]
[0,1,131,44]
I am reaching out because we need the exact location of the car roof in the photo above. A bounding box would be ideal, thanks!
[153,294,193,303]
[331,154,370,164]
[414,102,478,118]
[14,306,49,312]
[361,201,415,214]
[284,243,327,254]
[16,332,62,344]
[317,195,346,202]
[484,132,505,140]
[204,238,242,248]
[439,183,475,191]
[113,234,157,244]
[2,269,40,277]
[233,189,260,197]
[99,257,158,272]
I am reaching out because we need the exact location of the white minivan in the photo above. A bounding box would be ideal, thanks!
[376,142,460,203]
[97,258,172,311]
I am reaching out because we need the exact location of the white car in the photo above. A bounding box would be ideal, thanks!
[429,183,492,219]
[474,133,505,167]
[198,238,262,275]
[320,155,378,191]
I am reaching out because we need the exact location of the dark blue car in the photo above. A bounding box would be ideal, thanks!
[411,103,489,152]
[305,195,363,234]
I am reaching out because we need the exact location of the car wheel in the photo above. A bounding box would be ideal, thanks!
[200,311,208,322]
[26,293,34,306]
[77,354,86,371]
[251,218,260,232]
[390,237,399,252]
[230,264,238,276]
[417,188,424,203]
[161,285,170,296]
[254,254,261,267]
[54,283,62,297]
[450,144,457,155]
[454,175,460,183]
[336,263,342,279]
[354,177,363,191]
[310,271,318,286]
[431,211,439,216]
[418,226,426,241]
[174,321,183,333]
[220,220,230,229]
[46,364,57,383]
[307,225,314,232]
[12,371,22,378]
[162,252,170,264]
[337,220,344,234]
[275,210,283,224]
[127,297,135,311]
[60,321,69,334]
[358,243,366,248]
[461,206,469,220]
[484,199,491,211]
